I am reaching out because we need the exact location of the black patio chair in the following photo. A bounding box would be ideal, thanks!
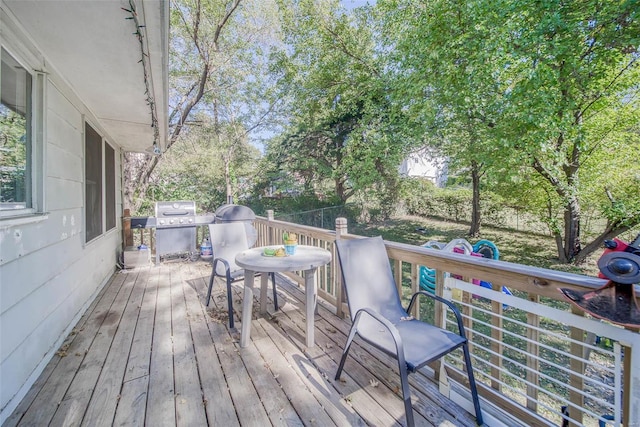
[334,236,483,426]
[206,222,277,328]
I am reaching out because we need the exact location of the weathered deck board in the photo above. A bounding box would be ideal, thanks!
[81,268,150,427]
[5,261,478,427]
[272,301,403,426]
[3,268,128,427]
[49,267,138,427]
[255,318,357,426]
[113,268,159,427]
[238,330,303,426]
[172,264,209,427]
[181,265,241,427]
[146,268,177,427]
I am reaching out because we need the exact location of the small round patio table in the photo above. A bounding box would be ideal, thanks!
[235,245,332,348]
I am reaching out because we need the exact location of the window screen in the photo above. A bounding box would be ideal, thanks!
[85,123,102,242]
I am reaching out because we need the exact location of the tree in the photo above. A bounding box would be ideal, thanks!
[379,0,510,236]
[380,0,640,262]
[500,0,640,262]
[267,0,414,213]
[124,0,281,212]
[142,113,260,214]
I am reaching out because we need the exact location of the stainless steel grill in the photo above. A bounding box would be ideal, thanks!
[156,200,197,227]
[155,201,198,263]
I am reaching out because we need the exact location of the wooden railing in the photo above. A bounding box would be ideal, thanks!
[254,212,639,427]
[122,209,638,426]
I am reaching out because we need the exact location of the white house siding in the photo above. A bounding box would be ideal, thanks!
[0,11,122,422]
[398,152,448,187]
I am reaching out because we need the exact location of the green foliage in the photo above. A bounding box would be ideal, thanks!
[378,0,640,262]
[401,178,513,229]
[264,0,416,209]
[0,107,28,203]
[496,0,640,259]
[247,193,342,217]
[147,0,640,265]
[378,0,516,235]
[142,118,260,216]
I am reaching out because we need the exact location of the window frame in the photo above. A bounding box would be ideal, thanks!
[104,141,116,232]
[84,122,117,244]
[0,45,46,219]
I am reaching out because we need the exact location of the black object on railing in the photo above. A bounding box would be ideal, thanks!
[560,235,640,328]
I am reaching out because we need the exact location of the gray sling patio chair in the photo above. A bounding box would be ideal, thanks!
[334,236,483,426]
[206,222,277,329]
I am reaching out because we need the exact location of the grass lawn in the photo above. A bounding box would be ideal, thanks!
[350,214,605,277]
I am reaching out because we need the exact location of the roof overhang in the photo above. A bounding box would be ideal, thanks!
[3,0,169,153]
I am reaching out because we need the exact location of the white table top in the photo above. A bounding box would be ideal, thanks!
[235,245,332,273]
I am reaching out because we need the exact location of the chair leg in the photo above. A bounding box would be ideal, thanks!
[335,324,358,380]
[462,343,483,425]
[226,276,234,329]
[270,272,278,311]
[398,361,415,427]
[206,272,215,307]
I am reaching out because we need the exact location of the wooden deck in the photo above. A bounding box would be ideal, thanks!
[4,260,478,427]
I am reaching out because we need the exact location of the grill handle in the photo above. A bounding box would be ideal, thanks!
[160,211,191,216]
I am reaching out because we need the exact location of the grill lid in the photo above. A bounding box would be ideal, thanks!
[213,204,257,246]
[214,204,256,222]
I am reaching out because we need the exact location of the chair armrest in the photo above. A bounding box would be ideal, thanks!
[212,258,232,282]
[407,291,468,339]
[352,307,406,363]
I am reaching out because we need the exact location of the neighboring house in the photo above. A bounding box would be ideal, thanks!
[0,1,168,422]
[398,151,448,187]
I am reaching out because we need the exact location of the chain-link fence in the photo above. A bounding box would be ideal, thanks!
[274,204,359,230]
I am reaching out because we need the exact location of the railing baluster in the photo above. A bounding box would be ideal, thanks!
[491,299,504,393]
[569,306,585,426]
[335,217,347,318]
[393,259,403,298]
[526,294,539,411]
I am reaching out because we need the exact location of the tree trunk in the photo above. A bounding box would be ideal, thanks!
[553,231,567,263]
[122,61,210,213]
[469,161,481,237]
[123,152,160,213]
[224,151,233,204]
[335,177,347,203]
[573,223,635,264]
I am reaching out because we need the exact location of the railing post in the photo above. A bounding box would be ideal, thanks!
[335,217,348,318]
[267,210,275,246]
[123,208,133,250]
[410,263,419,318]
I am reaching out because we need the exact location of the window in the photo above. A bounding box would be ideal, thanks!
[85,123,116,243]
[85,123,103,242]
[1,48,32,211]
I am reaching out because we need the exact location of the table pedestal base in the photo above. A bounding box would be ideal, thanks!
[239,269,317,348]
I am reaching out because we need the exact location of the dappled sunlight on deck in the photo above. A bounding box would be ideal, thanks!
[3,261,478,427]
